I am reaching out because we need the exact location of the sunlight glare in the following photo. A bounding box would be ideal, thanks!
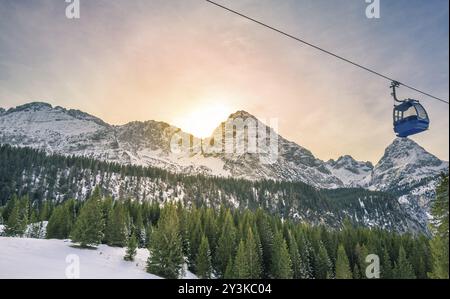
[172,103,234,138]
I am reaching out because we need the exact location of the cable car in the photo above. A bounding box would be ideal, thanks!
[391,81,430,138]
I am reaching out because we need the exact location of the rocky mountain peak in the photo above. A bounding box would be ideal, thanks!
[7,102,53,113]
[377,137,445,171]
[367,137,448,191]
[227,110,256,120]
[0,102,447,192]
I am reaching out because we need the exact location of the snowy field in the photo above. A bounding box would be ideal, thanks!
[0,237,196,279]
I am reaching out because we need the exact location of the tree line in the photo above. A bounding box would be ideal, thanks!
[1,175,448,279]
[0,144,419,233]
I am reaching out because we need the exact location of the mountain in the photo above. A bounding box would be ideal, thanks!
[0,102,448,232]
[365,138,448,191]
[0,144,427,233]
[0,102,206,174]
[325,155,374,187]
[0,102,446,189]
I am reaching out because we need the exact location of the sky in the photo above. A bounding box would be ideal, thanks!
[0,0,448,163]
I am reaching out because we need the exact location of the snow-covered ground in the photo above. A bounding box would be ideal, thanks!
[0,237,196,279]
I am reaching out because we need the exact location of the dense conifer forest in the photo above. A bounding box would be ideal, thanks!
[1,175,448,279]
[0,145,423,232]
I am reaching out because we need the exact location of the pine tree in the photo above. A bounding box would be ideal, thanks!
[297,235,313,279]
[105,203,128,247]
[270,232,293,279]
[428,175,449,279]
[188,214,203,271]
[246,228,262,279]
[335,244,352,279]
[147,204,184,279]
[314,241,332,279]
[124,233,138,261]
[27,210,42,238]
[428,235,449,279]
[70,188,105,247]
[134,209,146,248]
[39,201,52,222]
[216,210,237,277]
[233,240,250,279]
[393,246,416,279]
[431,175,449,239]
[355,243,369,279]
[47,202,73,239]
[381,248,393,279]
[256,210,274,278]
[203,208,218,259]
[224,256,234,279]
[196,235,212,279]
[288,233,302,279]
[4,198,26,237]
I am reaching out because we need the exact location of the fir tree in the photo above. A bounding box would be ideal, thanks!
[255,210,275,278]
[188,214,203,271]
[124,233,138,261]
[381,248,393,279]
[428,175,449,279]
[70,188,105,247]
[147,204,184,279]
[196,235,212,279]
[134,209,146,248]
[335,244,352,279]
[28,210,42,238]
[431,175,449,239]
[428,235,449,279]
[246,228,262,279]
[270,232,293,279]
[47,202,73,239]
[297,235,313,279]
[314,241,332,279]
[393,246,416,279]
[215,210,237,277]
[355,243,369,279]
[233,240,250,279]
[224,256,234,279]
[288,233,302,279]
[4,198,26,237]
[105,203,128,247]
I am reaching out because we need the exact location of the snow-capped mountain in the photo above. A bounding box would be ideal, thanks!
[0,101,447,234]
[365,138,448,191]
[0,102,206,174]
[0,102,447,191]
[325,156,374,187]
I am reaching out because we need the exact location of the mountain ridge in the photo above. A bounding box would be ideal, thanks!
[0,101,448,234]
[0,101,447,189]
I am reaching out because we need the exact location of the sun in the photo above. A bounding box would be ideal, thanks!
[172,103,234,138]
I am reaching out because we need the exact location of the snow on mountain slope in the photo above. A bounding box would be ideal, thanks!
[201,110,344,188]
[325,155,374,187]
[0,237,198,279]
[0,102,209,174]
[0,102,447,191]
[0,237,159,279]
[1,102,447,234]
[366,138,448,191]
